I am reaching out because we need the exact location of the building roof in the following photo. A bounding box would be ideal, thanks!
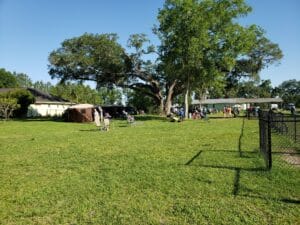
[192,97,283,105]
[69,104,95,109]
[0,87,72,104]
[27,88,72,104]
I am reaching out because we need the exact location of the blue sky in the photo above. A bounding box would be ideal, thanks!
[0,0,299,87]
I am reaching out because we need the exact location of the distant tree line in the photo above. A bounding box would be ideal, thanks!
[1,67,299,118]
[0,68,123,106]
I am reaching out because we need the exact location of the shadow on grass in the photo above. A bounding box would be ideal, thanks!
[233,168,241,196]
[79,128,101,132]
[185,150,203,165]
[280,198,300,204]
[238,118,245,157]
[184,150,300,202]
[135,115,168,122]
[207,115,246,119]
[185,118,268,198]
[116,124,130,128]
[193,164,267,172]
[240,194,300,205]
[201,149,259,158]
[11,118,63,122]
[186,161,267,198]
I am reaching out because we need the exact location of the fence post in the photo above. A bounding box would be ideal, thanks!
[267,110,272,169]
[295,115,297,142]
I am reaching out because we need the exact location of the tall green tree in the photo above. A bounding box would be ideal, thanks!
[156,0,257,117]
[0,68,18,88]
[15,73,33,88]
[48,33,166,113]
[33,81,53,93]
[47,1,284,116]
[127,89,159,113]
[236,80,273,98]
[50,82,102,105]
[10,89,35,117]
[0,89,34,118]
[97,87,122,105]
[125,34,165,113]
[224,26,283,96]
[48,33,130,88]
[0,95,19,120]
[273,79,300,107]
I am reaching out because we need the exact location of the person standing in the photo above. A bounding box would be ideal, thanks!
[94,108,101,127]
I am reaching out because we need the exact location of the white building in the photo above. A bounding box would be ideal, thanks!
[26,88,74,117]
[27,101,73,117]
[0,88,74,117]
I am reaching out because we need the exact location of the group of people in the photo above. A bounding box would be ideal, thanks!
[223,106,240,118]
[246,106,260,118]
[169,107,210,122]
[168,107,185,122]
[191,107,209,119]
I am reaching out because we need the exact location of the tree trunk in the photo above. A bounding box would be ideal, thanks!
[164,80,177,115]
[159,98,164,115]
[184,76,190,119]
[184,88,189,119]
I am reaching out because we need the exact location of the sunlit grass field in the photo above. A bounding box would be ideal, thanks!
[0,117,299,224]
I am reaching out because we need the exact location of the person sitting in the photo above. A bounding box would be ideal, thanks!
[169,113,181,122]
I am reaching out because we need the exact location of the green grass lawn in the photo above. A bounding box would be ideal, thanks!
[0,117,299,224]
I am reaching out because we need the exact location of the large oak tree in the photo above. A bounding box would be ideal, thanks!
[48,0,283,115]
[49,33,166,113]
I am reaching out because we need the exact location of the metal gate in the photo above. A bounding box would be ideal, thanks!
[259,110,299,169]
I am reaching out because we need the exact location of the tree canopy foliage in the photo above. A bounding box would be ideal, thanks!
[0,95,19,120]
[156,0,258,116]
[273,79,300,107]
[224,27,283,96]
[49,33,130,88]
[0,89,34,119]
[0,68,18,88]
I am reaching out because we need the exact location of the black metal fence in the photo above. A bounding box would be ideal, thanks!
[259,110,300,169]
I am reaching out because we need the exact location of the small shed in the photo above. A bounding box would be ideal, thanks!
[64,104,94,122]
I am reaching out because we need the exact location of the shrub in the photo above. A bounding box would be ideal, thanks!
[0,89,35,118]
[0,96,19,120]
